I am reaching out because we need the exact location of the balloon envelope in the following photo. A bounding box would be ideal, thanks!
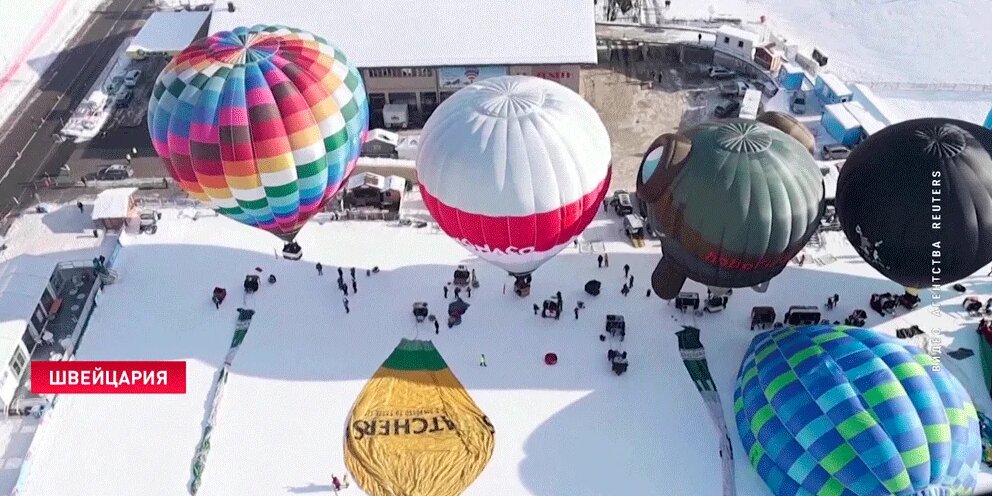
[836,118,992,288]
[637,120,824,299]
[736,325,980,496]
[148,25,368,241]
[416,75,611,276]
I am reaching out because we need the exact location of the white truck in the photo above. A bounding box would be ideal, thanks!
[738,89,763,120]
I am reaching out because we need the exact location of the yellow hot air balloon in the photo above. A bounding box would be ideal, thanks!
[345,339,494,496]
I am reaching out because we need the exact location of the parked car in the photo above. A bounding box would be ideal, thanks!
[139,210,158,234]
[611,192,634,216]
[124,69,143,87]
[96,164,133,181]
[714,99,741,118]
[708,67,735,79]
[790,92,807,114]
[719,81,749,97]
[821,144,851,160]
[105,75,124,95]
[114,88,134,108]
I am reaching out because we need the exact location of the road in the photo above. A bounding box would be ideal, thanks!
[0,0,147,218]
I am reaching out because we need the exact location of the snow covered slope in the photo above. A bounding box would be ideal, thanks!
[12,204,992,496]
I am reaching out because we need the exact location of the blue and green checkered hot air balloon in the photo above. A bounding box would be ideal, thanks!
[735,325,980,496]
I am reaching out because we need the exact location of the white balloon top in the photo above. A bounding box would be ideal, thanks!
[417,75,611,216]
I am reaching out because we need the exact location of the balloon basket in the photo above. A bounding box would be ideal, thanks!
[282,242,303,260]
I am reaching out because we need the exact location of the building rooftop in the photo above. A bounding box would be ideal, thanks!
[127,11,210,56]
[824,103,860,130]
[818,73,853,97]
[843,100,888,136]
[92,188,137,220]
[716,25,761,43]
[210,0,597,67]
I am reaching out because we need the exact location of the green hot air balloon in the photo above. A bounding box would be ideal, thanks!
[637,119,824,300]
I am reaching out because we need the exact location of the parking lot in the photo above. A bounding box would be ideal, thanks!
[582,42,760,193]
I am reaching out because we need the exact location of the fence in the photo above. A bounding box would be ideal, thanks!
[847,80,992,94]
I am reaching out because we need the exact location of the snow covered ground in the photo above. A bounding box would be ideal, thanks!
[7,197,992,495]
[660,0,992,85]
[0,0,105,131]
[870,88,991,126]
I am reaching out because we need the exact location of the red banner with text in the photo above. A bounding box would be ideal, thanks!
[31,361,186,394]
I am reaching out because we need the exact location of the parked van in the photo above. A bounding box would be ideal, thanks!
[719,81,749,98]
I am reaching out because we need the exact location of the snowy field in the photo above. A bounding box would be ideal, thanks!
[7,201,992,496]
[870,88,992,126]
[0,0,105,132]
[661,0,992,85]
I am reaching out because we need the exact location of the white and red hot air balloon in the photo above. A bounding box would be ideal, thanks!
[417,75,612,294]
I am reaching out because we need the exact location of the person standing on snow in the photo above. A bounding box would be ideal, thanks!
[466,287,471,298]
[629,275,634,288]
[350,267,356,279]
[444,286,449,298]
[343,297,350,314]
[604,253,610,267]
[342,284,349,296]
[316,263,323,276]
[351,279,357,294]
[337,267,344,278]
[332,475,342,491]
[434,319,440,334]
[574,306,579,319]
[76,201,84,213]
[646,288,652,297]
[597,254,604,268]
[623,264,630,278]
[479,354,487,367]
[454,287,461,299]
[533,303,539,315]
[621,284,629,296]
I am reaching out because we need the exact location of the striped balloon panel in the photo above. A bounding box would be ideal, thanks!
[148,25,368,238]
[734,325,980,496]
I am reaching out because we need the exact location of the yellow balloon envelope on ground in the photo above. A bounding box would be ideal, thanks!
[345,339,495,496]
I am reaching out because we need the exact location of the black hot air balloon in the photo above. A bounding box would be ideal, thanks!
[835,118,992,289]
[637,119,824,300]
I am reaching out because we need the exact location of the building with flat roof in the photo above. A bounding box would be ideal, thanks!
[714,25,761,60]
[127,11,210,59]
[814,73,853,105]
[211,0,596,128]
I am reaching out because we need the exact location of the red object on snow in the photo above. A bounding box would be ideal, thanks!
[544,353,558,365]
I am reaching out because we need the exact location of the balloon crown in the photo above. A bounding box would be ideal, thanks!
[914,123,967,158]
[714,121,773,153]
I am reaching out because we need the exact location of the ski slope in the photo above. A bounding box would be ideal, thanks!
[10,201,992,496]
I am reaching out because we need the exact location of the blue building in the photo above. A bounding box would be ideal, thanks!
[985,105,992,129]
[814,73,853,105]
[777,63,805,91]
[822,103,862,146]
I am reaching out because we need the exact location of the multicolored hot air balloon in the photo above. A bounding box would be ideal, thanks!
[148,25,368,256]
[637,119,823,300]
[836,118,992,289]
[416,75,611,294]
[736,325,981,496]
